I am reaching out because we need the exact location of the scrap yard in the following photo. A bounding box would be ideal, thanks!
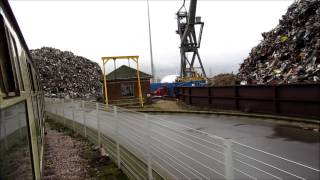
[1,0,319,180]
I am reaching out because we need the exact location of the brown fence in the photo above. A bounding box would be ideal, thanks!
[175,84,320,120]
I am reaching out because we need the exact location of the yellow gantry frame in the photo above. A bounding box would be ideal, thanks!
[101,56,143,107]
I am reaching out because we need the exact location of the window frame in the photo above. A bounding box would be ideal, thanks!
[0,14,20,98]
[121,83,135,97]
[8,33,24,91]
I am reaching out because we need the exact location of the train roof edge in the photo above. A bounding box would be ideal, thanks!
[0,0,35,67]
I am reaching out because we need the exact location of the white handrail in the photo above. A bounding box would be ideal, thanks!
[46,98,319,180]
[151,120,225,155]
[233,167,257,180]
[232,141,320,172]
[234,158,282,180]
[233,150,305,180]
[152,126,225,165]
[151,144,204,180]
[151,133,226,178]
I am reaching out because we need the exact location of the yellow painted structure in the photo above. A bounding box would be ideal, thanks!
[101,56,144,107]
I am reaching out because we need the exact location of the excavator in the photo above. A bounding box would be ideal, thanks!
[176,0,207,82]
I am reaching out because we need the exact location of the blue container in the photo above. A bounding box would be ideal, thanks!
[150,80,205,97]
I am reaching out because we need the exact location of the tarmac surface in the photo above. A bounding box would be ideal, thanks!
[60,102,320,179]
[152,113,320,169]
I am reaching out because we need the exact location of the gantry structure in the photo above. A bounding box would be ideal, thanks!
[101,56,143,107]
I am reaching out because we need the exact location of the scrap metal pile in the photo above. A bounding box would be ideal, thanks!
[238,0,320,84]
[31,47,102,99]
[207,73,237,86]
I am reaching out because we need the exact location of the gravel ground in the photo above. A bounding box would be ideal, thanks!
[43,125,91,180]
[43,120,128,180]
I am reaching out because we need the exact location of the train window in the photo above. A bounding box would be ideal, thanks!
[31,68,38,91]
[27,62,35,91]
[0,101,34,179]
[0,15,19,97]
[9,34,25,91]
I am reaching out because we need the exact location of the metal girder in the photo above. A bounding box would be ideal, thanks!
[176,0,206,79]
[101,56,139,63]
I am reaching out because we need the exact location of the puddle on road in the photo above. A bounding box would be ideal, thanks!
[269,125,320,143]
[186,127,206,135]
[233,123,247,126]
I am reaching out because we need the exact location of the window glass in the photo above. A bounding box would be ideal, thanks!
[4,23,19,95]
[27,62,35,91]
[0,15,18,97]
[0,101,34,179]
[121,83,134,97]
[31,96,41,157]
[9,34,24,91]
[31,68,38,91]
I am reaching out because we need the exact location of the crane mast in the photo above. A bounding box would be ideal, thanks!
[176,0,206,81]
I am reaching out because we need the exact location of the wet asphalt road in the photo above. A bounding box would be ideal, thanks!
[152,113,320,169]
[57,102,320,179]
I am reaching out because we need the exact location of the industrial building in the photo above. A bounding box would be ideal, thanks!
[105,65,152,105]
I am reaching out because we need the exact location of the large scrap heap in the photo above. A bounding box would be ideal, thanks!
[31,47,102,99]
[238,0,320,85]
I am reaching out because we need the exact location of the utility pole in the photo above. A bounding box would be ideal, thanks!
[147,0,156,82]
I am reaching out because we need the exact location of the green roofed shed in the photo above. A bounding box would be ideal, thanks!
[104,65,152,105]
[106,65,152,80]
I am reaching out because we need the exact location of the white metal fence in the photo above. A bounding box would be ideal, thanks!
[45,98,320,180]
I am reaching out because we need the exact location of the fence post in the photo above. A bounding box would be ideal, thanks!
[72,99,75,131]
[224,139,234,180]
[62,99,65,127]
[145,114,153,180]
[82,100,86,138]
[114,106,121,169]
[96,103,101,146]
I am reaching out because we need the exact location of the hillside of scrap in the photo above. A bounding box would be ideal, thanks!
[31,47,102,99]
[237,0,320,85]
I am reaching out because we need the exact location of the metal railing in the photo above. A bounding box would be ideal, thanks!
[45,98,320,180]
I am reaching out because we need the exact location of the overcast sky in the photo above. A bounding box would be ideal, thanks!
[10,0,293,79]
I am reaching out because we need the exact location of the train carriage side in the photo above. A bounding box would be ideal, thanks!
[0,0,44,179]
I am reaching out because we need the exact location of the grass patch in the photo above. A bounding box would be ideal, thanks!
[46,119,74,136]
[83,149,128,180]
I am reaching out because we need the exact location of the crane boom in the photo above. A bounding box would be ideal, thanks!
[176,0,206,80]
